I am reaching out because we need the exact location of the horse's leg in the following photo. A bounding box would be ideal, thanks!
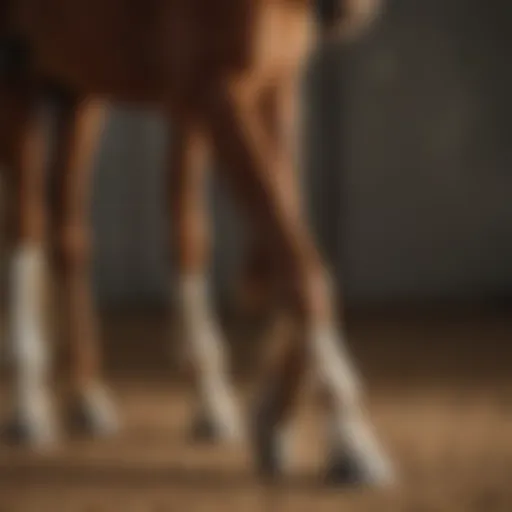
[1,88,57,445]
[236,82,303,321]
[200,82,394,484]
[0,87,11,366]
[168,117,243,442]
[48,95,118,436]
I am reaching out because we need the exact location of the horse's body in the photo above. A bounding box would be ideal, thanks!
[15,0,312,102]
[0,0,394,485]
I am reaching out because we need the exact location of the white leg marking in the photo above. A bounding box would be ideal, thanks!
[176,274,243,441]
[9,245,57,445]
[77,382,120,436]
[311,323,395,485]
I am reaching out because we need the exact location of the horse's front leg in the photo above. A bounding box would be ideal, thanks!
[167,117,243,443]
[48,95,118,436]
[235,81,303,323]
[2,88,57,446]
[200,80,394,485]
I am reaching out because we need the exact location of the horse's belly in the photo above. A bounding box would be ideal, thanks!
[22,0,163,100]
[38,53,166,104]
[27,0,314,104]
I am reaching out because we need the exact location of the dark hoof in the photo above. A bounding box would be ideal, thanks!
[325,450,395,488]
[251,403,285,480]
[2,414,57,447]
[68,401,94,434]
[325,452,368,487]
[67,397,119,438]
[188,413,221,443]
[3,417,32,444]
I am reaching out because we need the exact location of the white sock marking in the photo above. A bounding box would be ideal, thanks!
[311,323,395,484]
[9,245,56,444]
[176,274,242,440]
[80,382,119,435]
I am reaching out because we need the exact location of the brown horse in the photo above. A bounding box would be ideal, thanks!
[0,0,393,484]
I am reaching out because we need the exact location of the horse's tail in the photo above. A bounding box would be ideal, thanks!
[317,0,383,41]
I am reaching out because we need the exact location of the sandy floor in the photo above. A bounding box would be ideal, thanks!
[0,309,511,511]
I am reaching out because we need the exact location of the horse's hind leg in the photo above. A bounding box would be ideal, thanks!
[1,88,57,446]
[200,81,394,484]
[48,95,118,436]
[167,117,243,443]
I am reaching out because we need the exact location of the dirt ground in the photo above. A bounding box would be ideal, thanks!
[0,308,511,511]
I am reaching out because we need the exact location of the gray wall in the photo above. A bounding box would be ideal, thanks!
[341,0,512,301]
[90,0,512,307]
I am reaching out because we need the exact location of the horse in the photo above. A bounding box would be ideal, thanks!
[0,0,394,485]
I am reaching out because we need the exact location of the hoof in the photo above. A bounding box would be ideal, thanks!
[252,425,284,480]
[68,386,120,438]
[4,408,58,448]
[325,452,368,486]
[188,408,243,444]
[251,400,289,480]
[325,449,396,488]
[189,413,222,442]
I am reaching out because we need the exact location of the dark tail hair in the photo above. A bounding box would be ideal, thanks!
[315,0,383,40]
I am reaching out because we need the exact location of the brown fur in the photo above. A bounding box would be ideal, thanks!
[1,0,381,446]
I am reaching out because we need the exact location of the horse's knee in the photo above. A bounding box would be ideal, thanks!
[236,241,276,314]
[286,257,333,323]
[169,209,207,272]
[52,224,91,271]
[169,164,209,271]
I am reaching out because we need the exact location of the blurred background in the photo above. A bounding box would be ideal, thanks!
[2,1,512,510]
[90,0,512,310]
